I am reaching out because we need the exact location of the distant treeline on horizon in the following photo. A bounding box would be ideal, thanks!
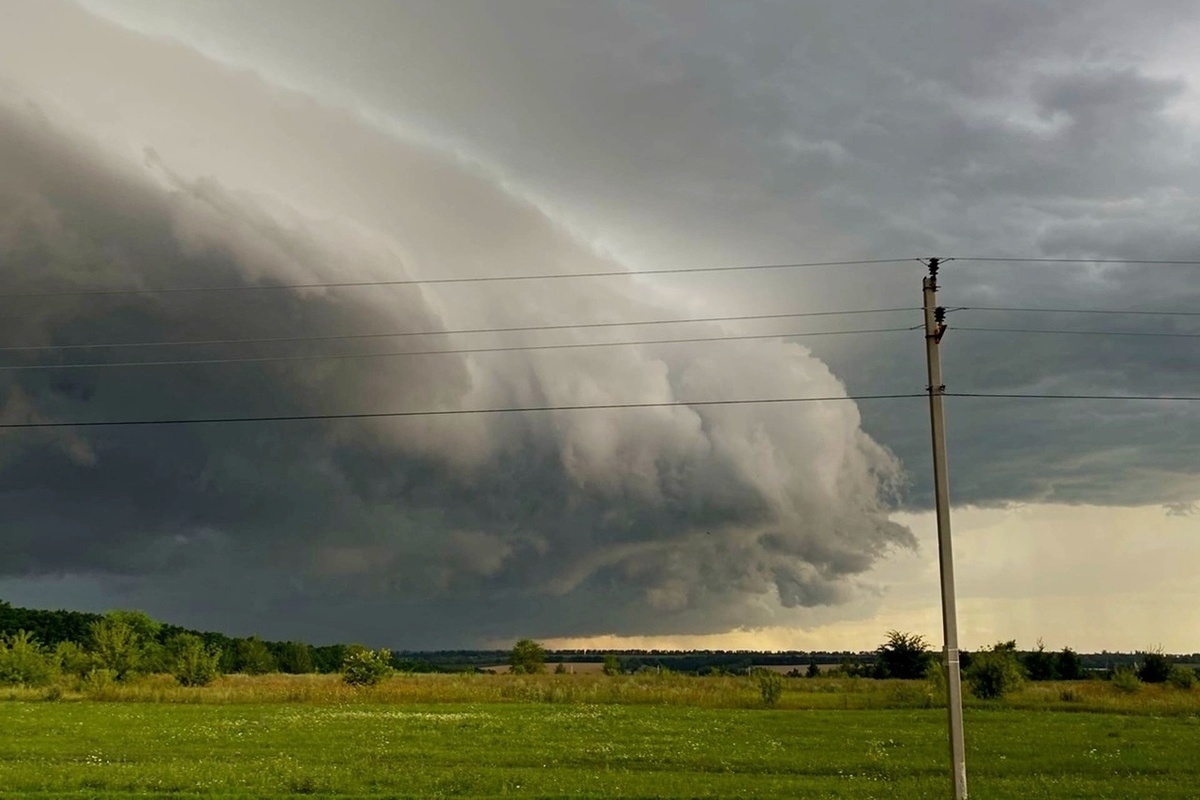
[2,599,1195,676]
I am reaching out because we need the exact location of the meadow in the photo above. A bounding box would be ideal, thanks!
[2,673,1198,798]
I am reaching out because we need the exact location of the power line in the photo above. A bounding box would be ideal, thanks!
[954,326,1200,339]
[0,307,922,354]
[0,327,915,372]
[955,305,1200,318]
[950,257,1200,266]
[949,392,1200,401]
[0,393,927,430]
[0,258,919,299]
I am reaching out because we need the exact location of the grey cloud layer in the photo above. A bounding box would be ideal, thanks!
[72,0,1200,510]
[0,36,909,645]
[3,0,1200,643]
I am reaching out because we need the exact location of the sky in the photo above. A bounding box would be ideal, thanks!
[1,0,1198,652]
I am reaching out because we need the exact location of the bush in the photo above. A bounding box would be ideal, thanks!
[1167,665,1195,690]
[874,631,932,680]
[602,654,621,676]
[1111,666,1142,694]
[755,670,784,707]
[342,648,393,686]
[1021,640,1057,681]
[1056,647,1084,681]
[1136,650,1172,684]
[81,668,116,696]
[965,641,1025,700]
[54,640,93,679]
[90,617,141,681]
[168,633,222,687]
[509,639,547,675]
[0,631,56,687]
[235,637,277,676]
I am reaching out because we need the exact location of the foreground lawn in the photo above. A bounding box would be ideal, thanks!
[1,701,1197,798]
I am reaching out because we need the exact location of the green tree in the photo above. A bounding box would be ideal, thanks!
[1111,666,1142,693]
[235,637,276,675]
[168,633,222,687]
[875,631,932,679]
[509,639,546,675]
[53,640,93,679]
[342,648,393,686]
[1021,639,1057,681]
[806,660,821,678]
[1056,647,1084,681]
[755,669,784,707]
[1136,649,1172,684]
[273,641,315,674]
[103,610,161,641]
[965,641,1025,699]
[1167,665,1195,690]
[90,616,141,681]
[602,654,621,676]
[0,630,56,687]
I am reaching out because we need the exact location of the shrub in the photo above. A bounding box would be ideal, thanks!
[755,670,784,707]
[274,641,315,674]
[1167,665,1195,690]
[1056,647,1084,681]
[81,668,116,696]
[553,662,568,674]
[874,631,932,680]
[1111,666,1142,694]
[509,639,547,675]
[342,648,393,686]
[54,640,93,679]
[90,617,141,681]
[806,660,821,678]
[235,637,277,676]
[965,641,1025,700]
[0,630,56,687]
[1136,650,1171,684]
[168,633,222,687]
[1021,640,1057,681]
[602,654,621,676]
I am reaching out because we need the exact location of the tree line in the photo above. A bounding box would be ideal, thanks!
[0,600,375,688]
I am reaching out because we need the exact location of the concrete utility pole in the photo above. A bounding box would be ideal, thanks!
[923,258,968,799]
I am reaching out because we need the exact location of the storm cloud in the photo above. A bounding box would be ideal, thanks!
[2,0,1199,645]
[0,3,912,645]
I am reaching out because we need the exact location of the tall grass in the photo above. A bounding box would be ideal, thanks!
[6,671,1197,715]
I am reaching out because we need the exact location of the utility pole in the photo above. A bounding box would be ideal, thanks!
[923,257,967,799]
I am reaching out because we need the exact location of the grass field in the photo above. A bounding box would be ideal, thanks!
[2,674,1198,798]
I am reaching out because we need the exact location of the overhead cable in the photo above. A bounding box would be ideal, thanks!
[0,258,919,299]
[0,307,922,354]
[956,305,1200,318]
[0,394,928,430]
[0,327,915,372]
[948,392,1200,401]
[954,326,1200,339]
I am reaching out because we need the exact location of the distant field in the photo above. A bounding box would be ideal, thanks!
[2,674,1198,798]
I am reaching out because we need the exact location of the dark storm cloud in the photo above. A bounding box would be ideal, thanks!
[70,0,1200,511]
[3,0,1200,643]
[0,91,908,644]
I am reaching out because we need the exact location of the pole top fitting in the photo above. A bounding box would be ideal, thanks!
[934,306,948,343]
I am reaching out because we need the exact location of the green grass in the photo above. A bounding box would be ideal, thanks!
[1,698,1198,798]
